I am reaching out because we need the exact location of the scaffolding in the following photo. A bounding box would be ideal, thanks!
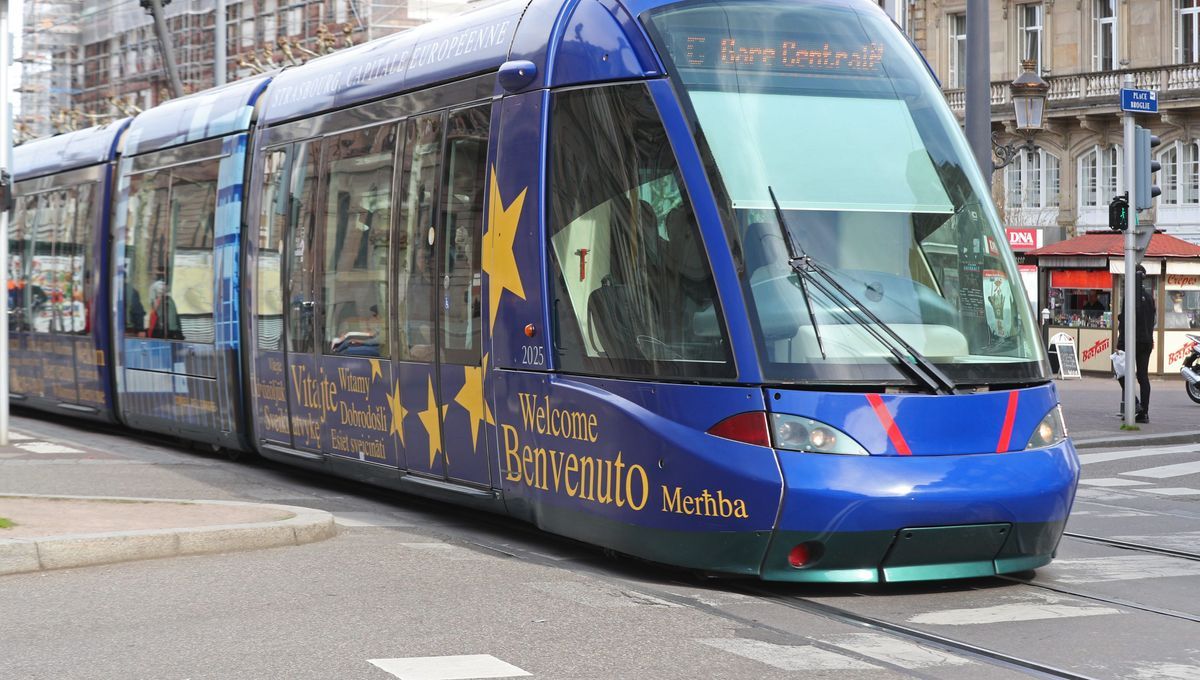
[18,0,470,141]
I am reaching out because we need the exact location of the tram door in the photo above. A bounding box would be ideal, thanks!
[253,141,324,452]
[437,105,491,487]
[394,106,491,487]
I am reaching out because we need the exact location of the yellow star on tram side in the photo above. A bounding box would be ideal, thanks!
[386,380,406,446]
[417,377,448,468]
[482,168,528,332]
[368,359,383,383]
[454,353,494,452]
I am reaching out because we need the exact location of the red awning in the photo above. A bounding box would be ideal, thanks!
[1026,232,1200,259]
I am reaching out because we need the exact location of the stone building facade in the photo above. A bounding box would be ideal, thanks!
[906,0,1200,248]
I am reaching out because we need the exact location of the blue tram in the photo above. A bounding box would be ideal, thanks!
[8,0,1079,582]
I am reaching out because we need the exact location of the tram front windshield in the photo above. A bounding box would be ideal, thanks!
[647,1,1048,386]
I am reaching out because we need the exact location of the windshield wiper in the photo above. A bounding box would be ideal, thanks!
[767,187,958,395]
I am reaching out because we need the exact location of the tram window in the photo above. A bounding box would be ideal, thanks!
[8,194,31,333]
[124,169,171,337]
[439,105,489,361]
[169,161,217,342]
[257,149,288,350]
[30,190,70,335]
[321,124,395,358]
[547,83,733,379]
[396,112,444,362]
[66,184,95,335]
[286,141,321,354]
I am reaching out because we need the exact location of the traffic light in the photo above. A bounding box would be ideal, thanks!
[1109,192,1129,231]
[1135,125,1162,211]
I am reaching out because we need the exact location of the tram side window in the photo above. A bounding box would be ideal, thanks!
[124,169,171,337]
[8,194,33,332]
[397,112,443,362]
[257,149,289,350]
[321,123,395,358]
[286,142,320,354]
[440,105,489,360]
[169,161,218,342]
[30,190,70,334]
[72,184,96,335]
[547,83,733,379]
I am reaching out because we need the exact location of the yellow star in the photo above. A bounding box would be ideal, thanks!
[385,380,407,446]
[368,359,382,383]
[482,167,528,332]
[417,377,448,468]
[454,354,493,452]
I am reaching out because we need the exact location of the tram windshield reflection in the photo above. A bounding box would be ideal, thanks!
[647,0,1047,385]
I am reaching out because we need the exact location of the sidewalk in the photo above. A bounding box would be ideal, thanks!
[1057,374,1200,448]
[0,430,336,576]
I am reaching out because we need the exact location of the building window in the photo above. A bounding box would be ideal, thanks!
[1159,141,1200,205]
[1093,0,1118,71]
[1005,148,1060,209]
[1178,0,1200,64]
[948,13,967,88]
[1079,145,1122,208]
[1018,3,1044,72]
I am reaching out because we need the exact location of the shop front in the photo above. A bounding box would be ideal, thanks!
[1025,232,1200,376]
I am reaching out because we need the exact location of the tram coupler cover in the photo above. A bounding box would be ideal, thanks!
[880,523,1012,582]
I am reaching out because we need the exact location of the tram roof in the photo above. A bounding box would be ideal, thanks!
[261,0,527,125]
[124,73,273,156]
[12,118,131,181]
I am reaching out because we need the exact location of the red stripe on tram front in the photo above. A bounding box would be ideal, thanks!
[866,393,911,456]
[996,391,1020,453]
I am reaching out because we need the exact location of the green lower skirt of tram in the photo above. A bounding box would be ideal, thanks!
[759,520,1067,583]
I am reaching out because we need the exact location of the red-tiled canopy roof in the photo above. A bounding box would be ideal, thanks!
[1025,232,1200,258]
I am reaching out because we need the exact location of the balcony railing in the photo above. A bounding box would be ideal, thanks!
[945,63,1200,113]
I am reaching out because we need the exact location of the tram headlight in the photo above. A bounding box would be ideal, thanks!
[1025,405,1068,450]
[770,414,868,455]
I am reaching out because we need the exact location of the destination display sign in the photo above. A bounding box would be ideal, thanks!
[664,29,886,75]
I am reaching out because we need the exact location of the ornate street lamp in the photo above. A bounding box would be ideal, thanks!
[993,60,1051,170]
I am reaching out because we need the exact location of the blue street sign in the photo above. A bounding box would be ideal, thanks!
[1121,88,1159,113]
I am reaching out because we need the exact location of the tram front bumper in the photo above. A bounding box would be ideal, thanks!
[760,440,1079,583]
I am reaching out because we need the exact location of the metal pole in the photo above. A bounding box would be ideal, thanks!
[147,0,185,99]
[965,0,992,177]
[214,0,226,87]
[1122,73,1138,428]
[0,0,10,446]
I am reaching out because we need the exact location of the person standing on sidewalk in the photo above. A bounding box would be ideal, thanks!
[1117,265,1156,423]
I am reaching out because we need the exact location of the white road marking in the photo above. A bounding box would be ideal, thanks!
[1130,662,1200,679]
[699,639,881,671]
[1112,532,1200,552]
[1122,460,1200,479]
[14,442,83,454]
[1077,445,1199,465]
[1048,555,1200,583]
[333,512,414,527]
[1078,478,1152,487]
[1142,487,1200,497]
[369,655,530,680]
[6,431,33,441]
[827,633,972,668]
[1070,509,1152,518]
[909,593,1119,625]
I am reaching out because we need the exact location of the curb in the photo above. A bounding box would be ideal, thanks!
[0,494,337,576]
[1072,429,1200,450]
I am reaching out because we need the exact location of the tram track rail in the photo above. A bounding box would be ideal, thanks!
[1061,531,1200,562]
[738,585,1101,680]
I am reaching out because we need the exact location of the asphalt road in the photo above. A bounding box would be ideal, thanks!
[2,412,1198,680]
